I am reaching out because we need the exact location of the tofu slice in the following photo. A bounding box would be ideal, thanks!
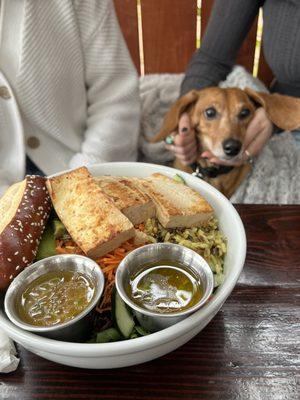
[134,173,213,228]
[46,167,134,259]
[94,176,155,225]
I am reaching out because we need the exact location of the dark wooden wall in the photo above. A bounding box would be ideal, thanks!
[114,0,274,86]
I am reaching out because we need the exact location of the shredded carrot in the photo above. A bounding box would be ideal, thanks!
[136,223,145,231]
[55,238,142,313]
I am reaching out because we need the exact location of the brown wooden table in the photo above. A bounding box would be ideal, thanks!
[1,205,299,400]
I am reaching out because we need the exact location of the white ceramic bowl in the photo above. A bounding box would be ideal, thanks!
[0,162,246,369]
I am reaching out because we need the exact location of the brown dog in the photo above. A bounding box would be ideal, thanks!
[151,87,300,198]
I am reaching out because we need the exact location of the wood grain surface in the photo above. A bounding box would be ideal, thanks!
[1,205,299,400]
[140,0,197,74]
[113,0,140,73]
[257,48,274,88]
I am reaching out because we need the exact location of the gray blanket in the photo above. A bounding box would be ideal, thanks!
[139,67,300,204]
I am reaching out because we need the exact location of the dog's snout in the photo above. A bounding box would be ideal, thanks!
[222,139,242,157]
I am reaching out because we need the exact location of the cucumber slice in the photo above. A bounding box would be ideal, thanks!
[96,328,123,343]
[36,223,56,260]
[135,326,150,336]
[173,174,186,184]
[112,286,135,339]
[129,328,139,339]
[53,219,67,239]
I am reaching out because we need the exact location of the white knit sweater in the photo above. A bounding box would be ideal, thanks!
[0,0,140,194]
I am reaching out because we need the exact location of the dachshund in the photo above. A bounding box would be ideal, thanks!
[151,87,300,198]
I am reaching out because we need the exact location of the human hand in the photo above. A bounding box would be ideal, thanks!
[201,107,274,166]
[164,113,198,165]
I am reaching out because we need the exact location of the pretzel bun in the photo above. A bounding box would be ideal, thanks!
[0,176,51,290]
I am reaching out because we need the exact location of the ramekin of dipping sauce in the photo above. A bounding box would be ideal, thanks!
[115,243,214,332]
[4,254,104,342]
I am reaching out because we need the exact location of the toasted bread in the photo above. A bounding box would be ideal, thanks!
[134,173,213,228]
[95,176,155,225]
[46,167,134,259]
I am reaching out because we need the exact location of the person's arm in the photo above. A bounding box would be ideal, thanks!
[70,0,140,168]
[180,0,264,96]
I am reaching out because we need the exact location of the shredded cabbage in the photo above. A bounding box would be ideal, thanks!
[144,217,226,288]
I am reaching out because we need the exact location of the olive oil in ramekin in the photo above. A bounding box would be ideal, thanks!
[127,261,203,314]
[16,270,95,327]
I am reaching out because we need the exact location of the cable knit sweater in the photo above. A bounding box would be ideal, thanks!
[0,0,140,193]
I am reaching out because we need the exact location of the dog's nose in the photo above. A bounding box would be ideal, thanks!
[222,139,242,157]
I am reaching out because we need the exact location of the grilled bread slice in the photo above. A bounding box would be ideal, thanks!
[0,176,51,290]
[95,176,155,225]
[134,173,213,228]
[46,167,134,259]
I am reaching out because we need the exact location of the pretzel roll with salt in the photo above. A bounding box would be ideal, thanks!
[0,176,51,290]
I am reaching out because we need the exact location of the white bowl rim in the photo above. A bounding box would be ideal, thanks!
[0,162,246,357]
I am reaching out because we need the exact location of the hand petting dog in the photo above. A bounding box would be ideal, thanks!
[164,113,198,166]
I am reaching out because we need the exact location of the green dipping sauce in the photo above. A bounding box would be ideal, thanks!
[127,261,203,314]
[16,271,95,327]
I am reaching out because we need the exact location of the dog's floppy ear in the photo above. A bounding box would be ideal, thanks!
[150,90,200,143]
[244,87,300,132]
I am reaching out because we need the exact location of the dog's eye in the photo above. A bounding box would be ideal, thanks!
[238,108,251,120]
[204,107,217,120]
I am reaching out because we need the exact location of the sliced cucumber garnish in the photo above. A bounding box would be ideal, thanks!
[53,219,67,239]
[96,328,123,343]
[173,174,186,184]
[135,326,150,336]
[112,286,135,339]
[36,223,56,260]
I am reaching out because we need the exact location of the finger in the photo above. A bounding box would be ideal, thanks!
[178,113,191,135]
[200,151,213,159]
[165,144,175,152]
[174,132,196,147]
[208,157,243,166]
[173,151,198,164]
[176,152,198,165]
[171,140,197,156]
[244,108,270,148]
[164,131,176,145]
[175,147,198,162]
[165,143,197,162]
[245,126,272,157]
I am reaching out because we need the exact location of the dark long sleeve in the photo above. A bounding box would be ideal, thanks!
[180,0,263,96]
